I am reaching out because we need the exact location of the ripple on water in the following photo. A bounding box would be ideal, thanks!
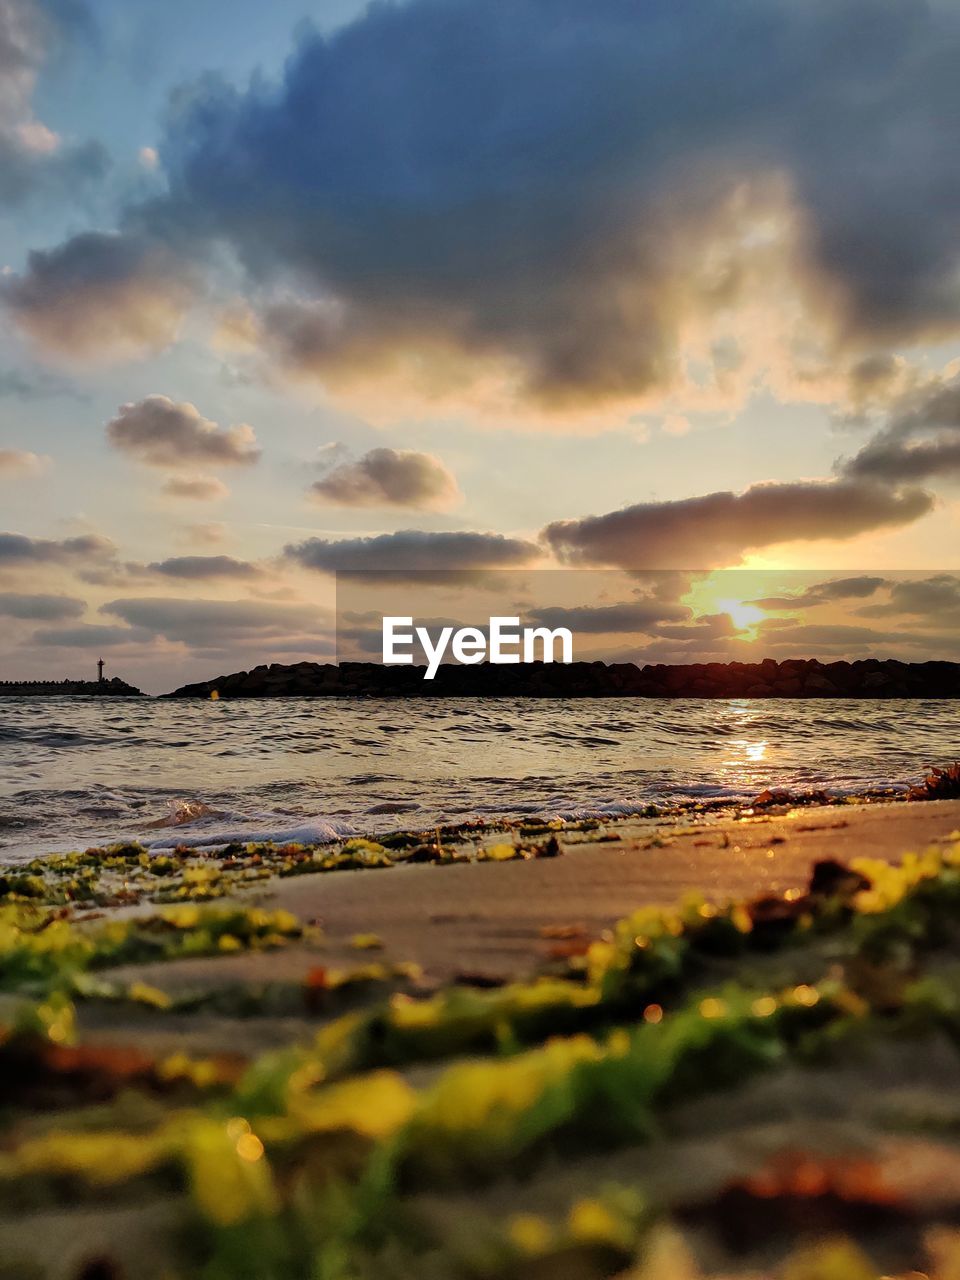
[0,695,954,862]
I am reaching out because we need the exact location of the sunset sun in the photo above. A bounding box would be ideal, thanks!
[717,598,766,634]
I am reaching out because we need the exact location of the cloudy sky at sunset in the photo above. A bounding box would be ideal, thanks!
[1,0,959,691]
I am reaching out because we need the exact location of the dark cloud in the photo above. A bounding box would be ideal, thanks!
[542,480,932,569]
[650,613,741,644]
[0,590,83,619]
[100,596,328,648]
[758,622,902,647]
[310,447,460,510]
[847,436,960,483]
[749,574,888,610]
[844,356,904,403]
[841,373,960,483]
[71,552,257,588]
[161,475,229,501]
[526,599,688,635]
[859,574,960,622]
[2,233,197,360]
[146,554,258,580]
[10,0,960,405]
[0,133,107,206]
[107,396,260,469]
[754,619,959,657]
[0,530,114,564]
[32,622,142,647]
[285,530,540,580]
[806,575,890,601]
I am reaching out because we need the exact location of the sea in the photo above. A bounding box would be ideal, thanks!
[0,696,957,864]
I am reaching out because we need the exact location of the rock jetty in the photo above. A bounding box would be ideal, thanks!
[0,677,143,697]
[164,658,960,699]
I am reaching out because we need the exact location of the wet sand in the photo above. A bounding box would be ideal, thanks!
[102,798,960,999]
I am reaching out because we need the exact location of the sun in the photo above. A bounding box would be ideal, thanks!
[716,598,766,634]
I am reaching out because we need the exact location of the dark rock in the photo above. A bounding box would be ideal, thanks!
[0,676,143,698]
[160,658,960,700]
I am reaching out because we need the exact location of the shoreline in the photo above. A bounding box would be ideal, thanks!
[86,795,960,999]
[4,792,959,1012]
[1,773,943,865]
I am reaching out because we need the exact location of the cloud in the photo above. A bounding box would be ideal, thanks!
[67,551,258,588]
[285,529,540,579]
[161,475,230,501]
[526,599,689,635]
[101,596,328,648]
[757,622,903,647]
[848,436,960,483]
[542,479,933,569]
[11,0,960,415]
[0,447,48,475]
[32,622,142,647]
[0,0,108,208]
[0,530,114,564]
[146,554,258,581]
[841,373,960,483]
[649,613,740,644]
[749,574,889,610]
[310,447,460,510]
[859,574,960,622]
[0,590,83,619]
[2,233,196,361]
[754,619,959,657]
[107,396,260,469]
[42,0,947,415]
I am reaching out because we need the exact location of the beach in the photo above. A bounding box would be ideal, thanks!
[4,787,960,1278]
[97,795,960,1000]
[5,0,960,1271]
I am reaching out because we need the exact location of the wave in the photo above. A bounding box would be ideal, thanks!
[0,695,948,863]
[145,816,358,851]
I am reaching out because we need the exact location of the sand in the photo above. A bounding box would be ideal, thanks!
[101,798,960,999]
[6,796,960,1278]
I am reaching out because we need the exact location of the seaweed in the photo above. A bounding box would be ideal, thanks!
[5,838,960,1276]
[908,762,960,801]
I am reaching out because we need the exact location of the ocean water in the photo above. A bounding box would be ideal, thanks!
[0,696,956,863]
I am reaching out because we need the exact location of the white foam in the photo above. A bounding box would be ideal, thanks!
[145,816,358,851]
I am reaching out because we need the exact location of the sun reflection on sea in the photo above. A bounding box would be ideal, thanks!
[716,700,774,790]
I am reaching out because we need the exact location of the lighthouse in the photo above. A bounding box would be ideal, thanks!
[97,658,105,684]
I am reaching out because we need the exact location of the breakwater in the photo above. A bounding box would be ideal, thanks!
[165,658,960,699]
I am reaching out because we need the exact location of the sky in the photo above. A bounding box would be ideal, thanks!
[1,0,959,693]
